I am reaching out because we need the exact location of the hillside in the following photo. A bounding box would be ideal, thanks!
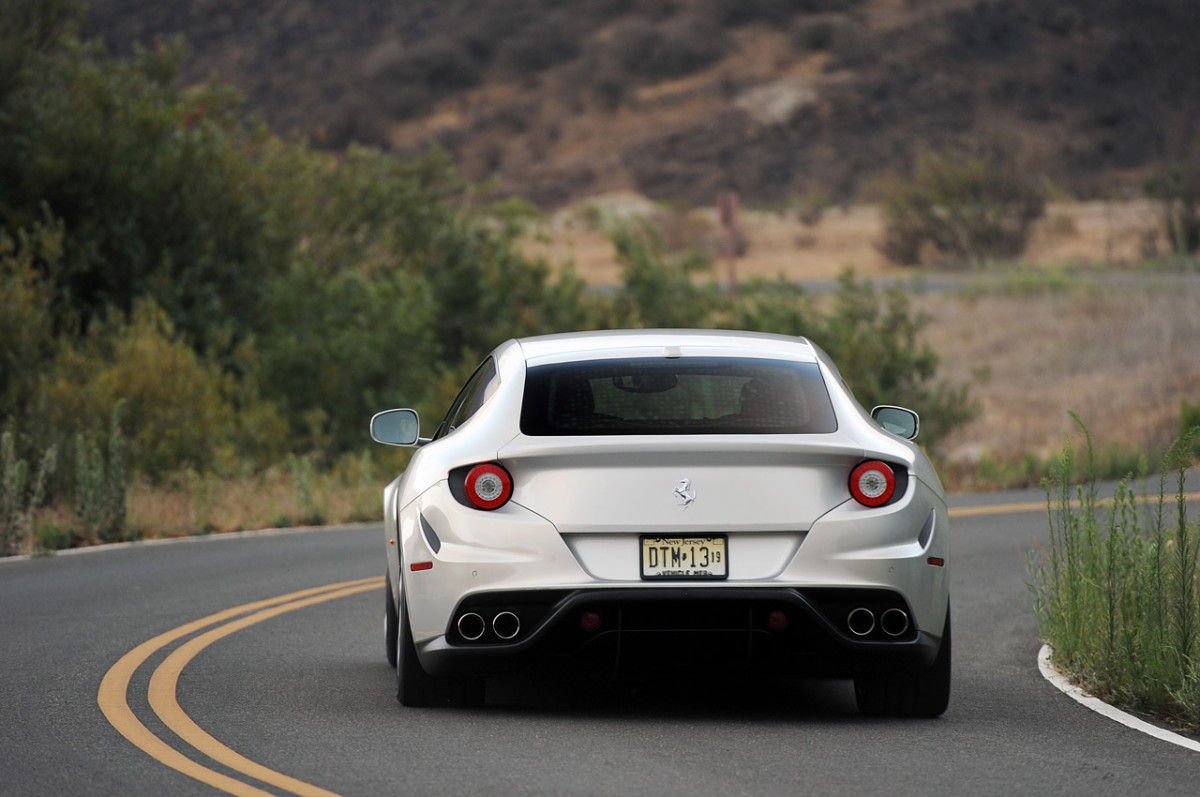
[81,0,1200,208]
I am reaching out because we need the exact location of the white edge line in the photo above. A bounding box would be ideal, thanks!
[1038,644,1200,754]
[0,522,379,564]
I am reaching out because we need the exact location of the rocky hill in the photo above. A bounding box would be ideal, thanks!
[85,0,1200,208]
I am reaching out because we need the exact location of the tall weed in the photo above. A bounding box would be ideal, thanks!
[287,454,326,527]
[73,402,130,543]
[1031,417,1200,727]
[1,432,57,556]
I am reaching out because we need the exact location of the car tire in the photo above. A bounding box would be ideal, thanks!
[385,571,399,669]
[854,604,951,718]
[396,587,485,708]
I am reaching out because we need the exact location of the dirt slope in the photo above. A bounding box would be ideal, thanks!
[85,0,1200,208]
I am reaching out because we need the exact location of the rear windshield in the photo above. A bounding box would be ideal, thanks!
[520,357,837,435]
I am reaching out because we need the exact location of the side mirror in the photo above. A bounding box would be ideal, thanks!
[871,405,920,441]
[370,409,421,447]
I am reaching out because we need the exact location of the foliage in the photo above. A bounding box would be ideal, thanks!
[726,273,975,452]
[0,215,62,423]
[0,26,290,351]
[1,431,56,556]
[0,2,980,551]
[38,300,271,480]
[1144,162,1200,255]
[1183,398,1200,457]
[876,140,1046,266]
[73,402,128,543]
[610,219,726,328]
[287,454,325,527]
[1030,419,1200,728]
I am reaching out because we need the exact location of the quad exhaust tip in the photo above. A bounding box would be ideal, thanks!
[457,612,486,641]
[493,611,521,641]
[880,607,910,637]
[847,607,875,637]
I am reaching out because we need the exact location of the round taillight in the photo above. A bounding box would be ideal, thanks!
[849,460,896,507]
[464,463,512,510]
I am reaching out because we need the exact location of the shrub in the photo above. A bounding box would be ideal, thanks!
[729,271,975,452]
[1144,162,1200,255]
[496,13,583,73]
[39,299,257,479]
[0,216,61,428]
[606,15,730,83]
[875,140,1046,266]
[610,219,726,328]
[0,27,291,351]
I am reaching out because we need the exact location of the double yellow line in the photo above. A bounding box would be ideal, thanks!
[98,576,382,797]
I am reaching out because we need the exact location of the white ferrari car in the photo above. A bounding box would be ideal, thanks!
[371,330,950,716]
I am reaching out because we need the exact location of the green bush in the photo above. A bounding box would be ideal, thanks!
[0,216,61,426]
[0,24,290,352]
[610,219,726,328]
[727,272,975,452]
[39,300,267,479]
[876,140,1046,266]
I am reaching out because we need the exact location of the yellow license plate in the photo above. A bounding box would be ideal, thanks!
[640,536,727,580]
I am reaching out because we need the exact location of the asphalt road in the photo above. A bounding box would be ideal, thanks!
[3,487,1199,797]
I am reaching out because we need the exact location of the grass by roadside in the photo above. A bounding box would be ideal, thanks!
[16,454,388,554]
[1030,420,1200,731]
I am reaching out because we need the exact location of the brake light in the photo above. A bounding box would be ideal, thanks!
[464,463,513,510]
[849,460,896,507]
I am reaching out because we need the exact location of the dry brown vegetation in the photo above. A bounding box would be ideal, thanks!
[922,287,1200,463]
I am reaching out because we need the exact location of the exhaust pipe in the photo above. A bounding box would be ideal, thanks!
[493,611,521,641]
[457,612,486,641]
[847,607,875,637]
[880,608,910,637]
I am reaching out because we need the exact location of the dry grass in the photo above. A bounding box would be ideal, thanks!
[35,465,382,548]
[921,286,1200,465]
[524,198,1169,285]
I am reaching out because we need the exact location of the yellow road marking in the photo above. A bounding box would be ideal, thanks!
[948,491,1200,519]
[148,583,378,797]
[99,576,382,797]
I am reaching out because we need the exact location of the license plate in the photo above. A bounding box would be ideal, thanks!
[640,536,727,580]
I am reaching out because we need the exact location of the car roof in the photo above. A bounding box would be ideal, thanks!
[511,329,820,365]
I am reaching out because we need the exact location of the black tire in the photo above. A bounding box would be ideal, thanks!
[854,604,951,718]
[396,588,485,708]
[385,571,398,669]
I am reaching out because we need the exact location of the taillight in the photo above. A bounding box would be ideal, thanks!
[849,460,896,507]
[464,463,513,510]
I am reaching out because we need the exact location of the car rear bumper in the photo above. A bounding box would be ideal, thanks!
[417,587,944,679]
